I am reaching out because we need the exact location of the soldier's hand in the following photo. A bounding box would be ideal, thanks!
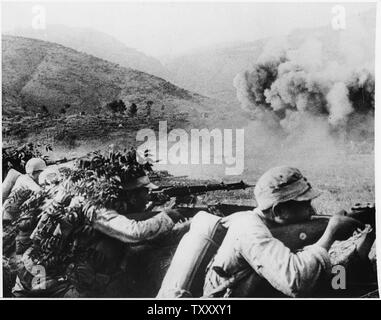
[165,209,186,224]
[327,215,365,241]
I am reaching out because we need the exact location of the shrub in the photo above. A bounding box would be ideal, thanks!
[129,103,137,116]
[105,100,126,113]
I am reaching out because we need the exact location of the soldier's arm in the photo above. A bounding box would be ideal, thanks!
[92,208,176,244]
[236,217,331,297]
[3,188,34,221]
[3,175,41,221]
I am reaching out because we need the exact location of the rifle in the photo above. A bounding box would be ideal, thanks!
[175,202,375,249]
[148,181,255,207]
[271,204,375,251]
[130,201,375,251]
[45,157,79,166]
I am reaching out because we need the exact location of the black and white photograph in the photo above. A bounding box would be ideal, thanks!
[1,1,378,300]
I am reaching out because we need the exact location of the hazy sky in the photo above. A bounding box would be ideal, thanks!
[1,1,376,57]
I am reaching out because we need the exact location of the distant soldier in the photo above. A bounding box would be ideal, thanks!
[12,166,186,298]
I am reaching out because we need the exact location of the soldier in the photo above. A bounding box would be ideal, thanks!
[203,166,363,297]
[3,158,46,222]
[2,158,47,296]
[12,168,186,298]
[3,158,49,256]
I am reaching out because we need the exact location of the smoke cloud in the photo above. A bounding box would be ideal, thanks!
[234,36,375,138]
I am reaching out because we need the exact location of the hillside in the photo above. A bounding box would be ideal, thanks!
[2,35,209,117]
[165,9,375,102]
[9,25,170,80]
[2,35,249,146]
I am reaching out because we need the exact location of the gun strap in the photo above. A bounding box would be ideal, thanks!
[203,267,253,298]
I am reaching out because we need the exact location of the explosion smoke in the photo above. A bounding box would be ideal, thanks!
[234,38,375,138]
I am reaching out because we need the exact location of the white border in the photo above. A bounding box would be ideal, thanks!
[374,0,381,297]
[0,0,380,300]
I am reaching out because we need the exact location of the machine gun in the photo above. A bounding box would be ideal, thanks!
[148,181,255,208]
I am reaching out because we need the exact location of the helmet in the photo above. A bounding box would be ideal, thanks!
[254,166,320,210]
[25,158,47,174]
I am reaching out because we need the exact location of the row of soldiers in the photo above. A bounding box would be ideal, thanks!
[2,156,375,297]
[3,156,186,297]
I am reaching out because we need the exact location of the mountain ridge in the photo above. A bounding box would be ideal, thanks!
[8,25,170,80]
[2,34,207,118]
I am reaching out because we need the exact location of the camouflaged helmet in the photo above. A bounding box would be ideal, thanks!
[254,166,320,210]
[75,151,158,191]
[124,175,158,190]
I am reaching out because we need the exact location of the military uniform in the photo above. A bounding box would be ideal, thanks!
[2,159,46,297]
[11,152,184,298]
[3,174,41,222]
[203,166,328,297]
[203,209,331,297]
[12,192,177,298]
[3,158,46,255]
